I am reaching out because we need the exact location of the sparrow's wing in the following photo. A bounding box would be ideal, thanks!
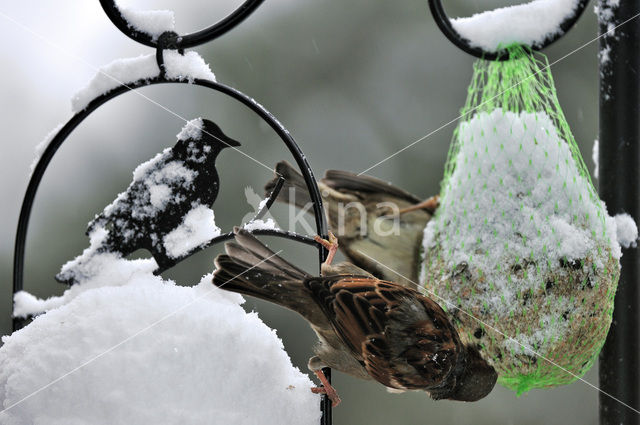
[305,276,388,355]
[322,170,422,204]
[321,171,433,287]
[264,161,433,286]
[305,277,462,390]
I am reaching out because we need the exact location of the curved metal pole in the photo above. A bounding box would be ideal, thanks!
[99,0,266,49]
[13,76,328,329]
[598,1,640,423]
[428,0,590,60]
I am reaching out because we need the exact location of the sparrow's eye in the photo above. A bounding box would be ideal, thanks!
[430,350,452,370]
[431,317,442,329]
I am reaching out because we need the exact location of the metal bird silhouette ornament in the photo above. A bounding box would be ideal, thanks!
[56,118,240,284]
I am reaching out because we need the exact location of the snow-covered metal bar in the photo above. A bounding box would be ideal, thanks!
[428,0,590,61]
[598,1,640,423]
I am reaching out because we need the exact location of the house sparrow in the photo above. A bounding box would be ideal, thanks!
[212,229,497,406]
[265,161,438,288]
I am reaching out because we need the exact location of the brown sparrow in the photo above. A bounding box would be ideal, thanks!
[265,161,438,288]
[212,229,497,406]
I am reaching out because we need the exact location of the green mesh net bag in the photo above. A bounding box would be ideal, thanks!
[420,45,621,395]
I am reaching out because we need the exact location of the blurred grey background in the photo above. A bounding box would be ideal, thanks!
[1,1,603,424]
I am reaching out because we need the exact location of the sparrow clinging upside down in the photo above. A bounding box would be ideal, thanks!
[212,229,497,406]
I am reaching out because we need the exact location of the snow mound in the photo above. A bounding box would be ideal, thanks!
[3,276,320,425]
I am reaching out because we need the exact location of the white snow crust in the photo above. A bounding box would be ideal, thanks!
[422,109,626,306]
[592,138,599,180]
[15,226,158,317]
[614,213,638,248]
[595,0,621,41]
[258,197,270,212]
[72,51,215,113]
[421,109,634,354]
[4,275,320,425]
[243,218,279,232]
[451,0,581,52]
[99,149,197,224]
[163,204,222,258]
[118,6,175,41]
[29,123,64,175]
[177,117,204,141]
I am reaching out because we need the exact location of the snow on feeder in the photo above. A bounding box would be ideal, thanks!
[420,43,635,394]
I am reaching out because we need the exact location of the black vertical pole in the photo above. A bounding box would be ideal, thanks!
[320,367,332,425]
[598,1,640,424]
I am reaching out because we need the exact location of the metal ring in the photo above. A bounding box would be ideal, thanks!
[99,0,265,48]
[13,76,328,330]
[428,0,590,60]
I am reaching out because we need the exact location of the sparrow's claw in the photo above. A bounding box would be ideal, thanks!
[314,231,339,267]
[398,194,440,215]
[312,369,342,407]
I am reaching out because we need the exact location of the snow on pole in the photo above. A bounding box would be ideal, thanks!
[597,0,640,423]
[71,51,216,113]
[29,123,64,176]
[117,6,175,41]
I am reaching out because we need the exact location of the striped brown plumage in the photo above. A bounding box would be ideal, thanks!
[212,229,497,405]
[304,276,462,391]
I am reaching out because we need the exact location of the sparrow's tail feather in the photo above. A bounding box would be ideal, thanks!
[223,228,310,281]
[213,229,329,327]
[264,161,313,209]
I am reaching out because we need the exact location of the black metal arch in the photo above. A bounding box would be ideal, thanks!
[428,0,590,60]
[99,0,265,49]
[13,75,329,322]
